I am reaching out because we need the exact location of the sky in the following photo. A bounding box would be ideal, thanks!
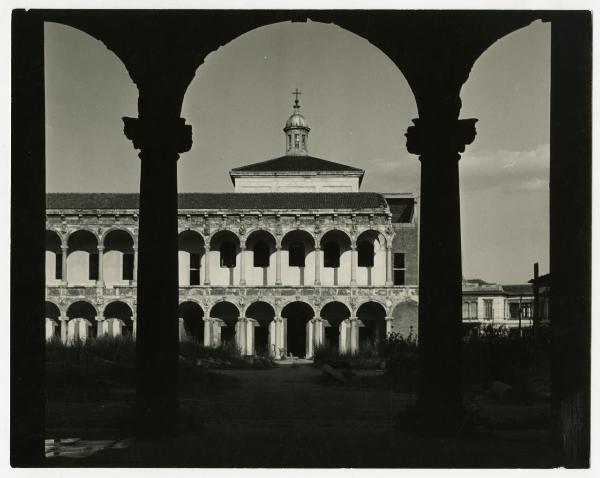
[44,19,550,284]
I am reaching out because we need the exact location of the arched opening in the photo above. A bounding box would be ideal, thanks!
[210,301,239,345]
[103,229,134,286]
[357,301,387,348]
[45,230,62,284]
[66,301,98,338]
[356,230,387,286]
[282,230,315,286]
[391,301,418,340]
[320,230,351,286]
[245,301,275,355]
[103,300,134,337]
[178,301,205,343]
[45,301,61,340]
[178,230,205,286]
[66,230,99,286]
[320,301,351,351]
[246,230,276,286]
[210,230,240,286]
[281,301,314,358]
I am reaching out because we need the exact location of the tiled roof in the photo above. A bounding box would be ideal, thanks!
[502,284,534,296]
[230,155,364,173]
[46,192,388,211]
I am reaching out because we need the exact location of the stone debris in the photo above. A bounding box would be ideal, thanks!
[45,438,130,458]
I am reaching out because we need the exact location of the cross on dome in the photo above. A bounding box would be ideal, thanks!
[284,88,310,156]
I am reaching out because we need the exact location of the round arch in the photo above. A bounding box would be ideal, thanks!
[179,230,205,286]
[281,300,314,358]
[245,301,276,354]
[45,301,61,320]
[209,301,240,344]
[178,300,205,342]
[66,300,98,338]
[103,229,135,285]
[103,300,134,336]
[46,230,63,284]
[357,301,388,347]
[320,301,351,349]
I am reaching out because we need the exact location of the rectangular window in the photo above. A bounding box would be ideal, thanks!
[294,134,300,149]
[483,299,493,320]
[287,134,291,149]
[393,253,406,285]
[462,301,477,319]
[89,253,99,281]
[122,253,134,280]
[189,252,201,286]
[56,252,63,280]
[509,302,520,319]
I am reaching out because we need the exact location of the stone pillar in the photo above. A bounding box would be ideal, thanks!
[61,245,68,285]
[132,245,138,285]
[339,320,350,354]
[204,245,211,285]
[270,317,284,359]
[385,245,393,286]
[45,318,58,341]
[314,246,321,286]
[235,317,247,355]
[314,317,324,350]
[246,318,258,356]
[350,244,357,286]
[132,314,137,339]
[203,318,212,347]
[405,116,477,432]
[275,245,282,286]
[123,114,192,436]
[59,316,68,345]
[349,317,360,354]
[385,316,394,336]
[96,316,105,337]
[306,319,315,358]
[97,245,104,287]
[178,317,187,342]
[239,245,246,286]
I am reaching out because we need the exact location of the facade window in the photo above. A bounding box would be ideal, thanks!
[287,134,291,149]
[509,302,532,319]
[89,253,99,280]
[253,241,270,267]
[56,252,63,280]
[483,299,493,320]
[462,301,478,319]
[289,242,305,267]
[294,134,300,149]
[301,134,306,148]
[323,242,340,268]
[357,241,374,267]
[393,253,406,285]
[220,242,236,268]
[189,252,201,285]
[122,253,134,281]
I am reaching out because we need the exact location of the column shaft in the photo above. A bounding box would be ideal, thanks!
[350,245,357,285]
[386,246,393,286]
[97,246,104,286]
[204,245,211,285]
[61,246,68,284]
[275,246,282,285]
[314,247,321,285]
[133,246,138,284]
[239,246,246,285]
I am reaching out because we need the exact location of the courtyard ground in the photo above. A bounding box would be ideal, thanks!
[46,362,554,467]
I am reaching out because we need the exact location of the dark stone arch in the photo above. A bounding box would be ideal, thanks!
[103,300,134,335]
[45,301,61,320]
[357,301,388,347]
[245,301,275,355]
[320,301,351,349]
[66,300,98,337]
[178,301,205,342]
[210,301,240,344]
[281,301,314,358]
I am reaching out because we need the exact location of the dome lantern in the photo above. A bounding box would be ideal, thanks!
[283,88,310,156]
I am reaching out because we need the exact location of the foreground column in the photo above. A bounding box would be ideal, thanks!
[405,116,477,433]
[123,115,192,437]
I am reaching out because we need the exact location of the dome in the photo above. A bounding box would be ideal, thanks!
[285,111,309,130]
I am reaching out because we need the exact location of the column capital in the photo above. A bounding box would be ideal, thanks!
[123,116,192,154]
[405,118,478,157]
[61,245,68,251]
[97,245,105,252]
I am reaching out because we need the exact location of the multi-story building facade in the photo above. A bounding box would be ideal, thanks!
[45,96,419,358]
[461,279,534,331]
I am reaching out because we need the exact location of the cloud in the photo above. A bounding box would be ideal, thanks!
[460,143,549,193]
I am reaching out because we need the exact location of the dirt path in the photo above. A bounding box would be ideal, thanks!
[47,364,554,467]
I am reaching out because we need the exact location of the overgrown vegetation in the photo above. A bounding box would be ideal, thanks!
[179,338,275,369]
